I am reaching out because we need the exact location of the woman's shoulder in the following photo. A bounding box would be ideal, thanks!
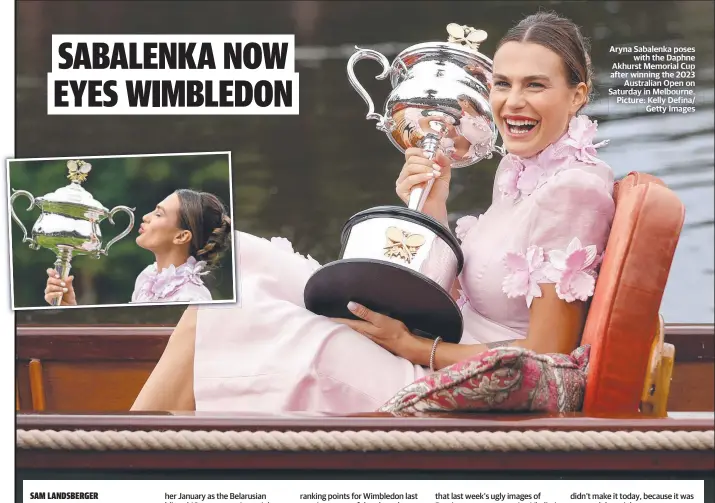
[169,281,213,302]
[135,263,157,280]
[532,159,615,213]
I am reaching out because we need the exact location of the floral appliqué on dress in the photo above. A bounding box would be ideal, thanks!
[497,115,609,201]
[455,215,480,241]
[138,256,209,301]
[502,237,602,307]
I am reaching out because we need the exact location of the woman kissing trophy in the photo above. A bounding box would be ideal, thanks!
[10,160,135,307]
[304,24,502,343]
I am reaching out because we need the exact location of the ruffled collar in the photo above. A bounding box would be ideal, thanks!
[139,256,209,301]
[497,115,609,201]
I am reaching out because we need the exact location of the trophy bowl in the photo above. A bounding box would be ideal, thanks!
[10,160,135,306]
[303,25,502,344]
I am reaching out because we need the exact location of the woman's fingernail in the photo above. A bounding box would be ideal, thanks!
[433,163,441,171]
[347,301,358,311]
[432,169,440,177]
[62,288,68,293]
[60,282,66,287]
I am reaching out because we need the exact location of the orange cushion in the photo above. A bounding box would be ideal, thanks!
[581,173,684,415]
[613,171,665,201]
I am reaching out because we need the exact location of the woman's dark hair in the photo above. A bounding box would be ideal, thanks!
[175,189,232,267]
[497,12,593,108]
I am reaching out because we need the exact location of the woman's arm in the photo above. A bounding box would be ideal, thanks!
[407,283,586,369]
[131,306,198,411]
[339,283,586,370]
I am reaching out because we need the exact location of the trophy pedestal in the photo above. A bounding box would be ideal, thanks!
[304,206,464,344]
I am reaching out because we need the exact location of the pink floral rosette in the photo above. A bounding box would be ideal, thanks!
[496,115,608,201]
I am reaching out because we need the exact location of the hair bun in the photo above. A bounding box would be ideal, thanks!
[177,189,232,269]
[195,215,232,267]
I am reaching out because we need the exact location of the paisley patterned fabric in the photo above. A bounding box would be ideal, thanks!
[379,345,590,413]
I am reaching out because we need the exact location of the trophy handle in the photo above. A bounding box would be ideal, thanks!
[347,47,393,133]
[101,206,135,256]
[9,189,39,249]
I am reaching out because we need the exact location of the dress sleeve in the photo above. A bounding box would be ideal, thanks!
[502,166,615,307]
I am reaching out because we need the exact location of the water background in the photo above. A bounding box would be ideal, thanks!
[14,0,714,325]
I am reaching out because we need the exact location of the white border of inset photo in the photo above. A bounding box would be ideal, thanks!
[7,151,237,311]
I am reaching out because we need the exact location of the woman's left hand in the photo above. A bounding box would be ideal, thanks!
[331,302,420,361]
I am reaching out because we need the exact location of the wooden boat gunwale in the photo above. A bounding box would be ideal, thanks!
[15,322,715,473]
[16,410,715,471]
[16,410,715,432]
[15,322,715,361]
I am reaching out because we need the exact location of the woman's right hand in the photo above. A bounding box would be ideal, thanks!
[396,147,452,223]
[44,269,77,306]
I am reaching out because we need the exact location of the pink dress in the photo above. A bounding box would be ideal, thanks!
[193,115,616,413]
[131,256,213,303]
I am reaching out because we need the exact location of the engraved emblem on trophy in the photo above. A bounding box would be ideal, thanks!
[384,227,425,264]
[10,160,136,306]
[303,24,502,343]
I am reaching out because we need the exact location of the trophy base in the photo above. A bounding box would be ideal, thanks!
[304,259,463,344]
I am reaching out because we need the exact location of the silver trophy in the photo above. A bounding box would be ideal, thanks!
[10,160,135,306]
[304,24,502,344]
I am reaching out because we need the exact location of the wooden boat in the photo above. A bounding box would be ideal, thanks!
[15,173,715,476]
[15,323,714,415]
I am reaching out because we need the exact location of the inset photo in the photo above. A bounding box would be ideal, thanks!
[8,152,236,310]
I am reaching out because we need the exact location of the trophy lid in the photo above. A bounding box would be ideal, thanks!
[39,160,108,211]
[396,23,493,68]
[446,23,488,51]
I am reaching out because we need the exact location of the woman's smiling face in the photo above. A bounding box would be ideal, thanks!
[489,41,588,158]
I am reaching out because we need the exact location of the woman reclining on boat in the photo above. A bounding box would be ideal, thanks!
[132,12,616,413]
[44,189,232,305]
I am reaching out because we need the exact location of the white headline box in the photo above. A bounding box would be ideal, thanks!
[51,35,296,72]
[47,71,299,115]
[48,35,299,115]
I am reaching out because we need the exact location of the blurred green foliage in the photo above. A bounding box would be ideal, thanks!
[10,153,235,317]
